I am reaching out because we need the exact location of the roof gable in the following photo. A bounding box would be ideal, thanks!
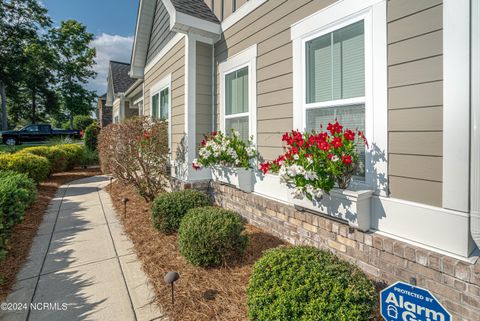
[130,0,220,78]
[110,61,137,94]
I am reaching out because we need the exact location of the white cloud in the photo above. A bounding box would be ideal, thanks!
[88,33,134,95]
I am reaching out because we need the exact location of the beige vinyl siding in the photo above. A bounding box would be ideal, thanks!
[196,42,213,154]
[144,38,185,160]
[214,0,337,160]
[206,0,248,21]
[387,0,443,206]
[146,0,176,65]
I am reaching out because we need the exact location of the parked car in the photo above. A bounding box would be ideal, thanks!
[0,124,82,145]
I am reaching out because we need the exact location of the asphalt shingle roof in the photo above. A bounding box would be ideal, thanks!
[110,61,136,94]
[171,0,219,24]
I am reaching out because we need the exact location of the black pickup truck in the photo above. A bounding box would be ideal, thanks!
[1,124,82,145]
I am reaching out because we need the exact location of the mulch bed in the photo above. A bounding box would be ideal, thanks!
[107,181,286,321]
[0,167,101,301]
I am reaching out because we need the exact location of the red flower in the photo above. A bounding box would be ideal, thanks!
[260,162,271,174]
[318,141,330,151]
[344,130,355,141]
[212,131,218,136]
[332,137,343,149]
[342,155,352,165]
[192,163,201,170]
[201,139,206,146]
[327,121,343,135]
[327,153,334,160]
[143,130,151,139]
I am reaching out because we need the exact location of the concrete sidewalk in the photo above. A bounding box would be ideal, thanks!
[0,175,167,321]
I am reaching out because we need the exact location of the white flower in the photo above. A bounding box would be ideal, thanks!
[304,170,318,181]
[293,154,299,160]
[192,159,203,168]
[307,157,313,164]
[233,130,240,137]
[291,187,304,199]
[331,155,339,162]
[314,189,324,199]
[287,164,304,177]
[246,146,256,157]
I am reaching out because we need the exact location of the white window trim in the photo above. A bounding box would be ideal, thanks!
[291,0,387,196]
[221,0,266,31]
[218,44,257,145]
[150,73,172,153]
[443,0,471,212]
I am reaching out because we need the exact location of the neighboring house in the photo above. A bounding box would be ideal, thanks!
[105,61,141,123]
[128,1,480,318]
[96,93,111,128]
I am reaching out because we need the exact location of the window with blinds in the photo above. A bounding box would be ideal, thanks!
[306,20,365,103]
[305,20,366,176]
[225,66,249,141]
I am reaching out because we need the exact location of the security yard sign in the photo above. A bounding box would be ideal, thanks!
[380,281,451,321]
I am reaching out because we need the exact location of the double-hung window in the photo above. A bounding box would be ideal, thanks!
[220,44,257,143]
[151,87,169,121]
[291,0,388,192]
[305,20,366,175]
[150,74,172,150]
[225,66,249,141]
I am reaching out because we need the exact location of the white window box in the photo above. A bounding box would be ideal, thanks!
[287,186,373,231]
[212,166,254,193]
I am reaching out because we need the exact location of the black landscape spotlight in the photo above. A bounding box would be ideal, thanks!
[121,197,129,218]
[164,271,180,305]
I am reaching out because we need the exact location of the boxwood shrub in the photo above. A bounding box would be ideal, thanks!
[151,189,211,234]
[20,146,68,173]
[247,246,378,321]
[57,144,84,169]
[0,171,37,260]
[0,153,50,183]
[178,206,248,267]
[84,122,100,151]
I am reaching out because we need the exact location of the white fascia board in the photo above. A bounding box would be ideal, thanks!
[125,79,143,97]
[221,0,266,31]
[145,33,185,74]
[130,0,156,77]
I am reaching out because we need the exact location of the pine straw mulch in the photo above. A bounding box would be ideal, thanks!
[107,181,286,321]
[0,167,102,301]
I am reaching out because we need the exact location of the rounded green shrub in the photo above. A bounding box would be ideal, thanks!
[0,153,50,183]
[0,171,37,260]
[84,122,100,151]
[151,189,211,234]
[57,144,84,169]
[247,246,378,321]
[178,206,248,267]
[20,146,68,173]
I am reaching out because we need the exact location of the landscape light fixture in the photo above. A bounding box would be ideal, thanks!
[164,271,180,305]
[121,197,129,218]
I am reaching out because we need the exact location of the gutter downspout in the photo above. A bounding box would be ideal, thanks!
[471,0,480,250]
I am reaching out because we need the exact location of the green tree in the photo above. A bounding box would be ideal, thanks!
[49,20,96,129]
[0,0,51,130]
[22,40,56,123]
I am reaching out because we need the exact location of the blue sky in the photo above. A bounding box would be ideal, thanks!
[42,0,138,94]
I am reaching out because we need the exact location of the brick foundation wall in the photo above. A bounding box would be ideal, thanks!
[209,181,480,321]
